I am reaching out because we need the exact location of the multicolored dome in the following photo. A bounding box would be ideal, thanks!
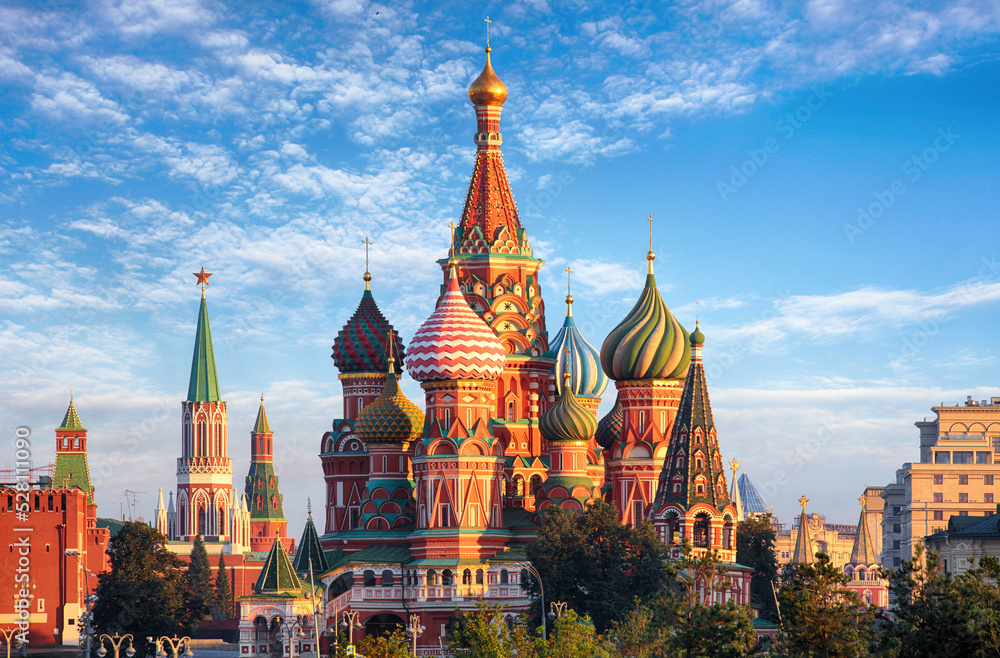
[355,346,425,444]
[332,287,405,375]
[539,377,598,444]
[550,306,608,399]
[600,254,690,381]
[468,47,508,107]
[595,394,624,449]
[406,264,507,382]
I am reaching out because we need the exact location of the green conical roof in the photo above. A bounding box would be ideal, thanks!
[293,511,329,576]
[254,536,302,594]
[59,396,84,430]
[253,398,271,433]
[188,296,222,403]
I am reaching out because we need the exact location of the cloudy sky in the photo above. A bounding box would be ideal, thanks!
[2,0,999,536]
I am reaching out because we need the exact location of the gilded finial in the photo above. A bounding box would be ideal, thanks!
[260,391,264,403]
[485,16,491,51]
[858,495,867,511]
[729,458,740,474]
[70,389,73,403]
[563,346,572,385]
[386,329,396,370]
[362,237,373,290]
[695,300,701,326]
[193,267,212,296]
[307,497,312,519]
[565,265,574,315]
[645,214,655,274]
[798,495,809,510]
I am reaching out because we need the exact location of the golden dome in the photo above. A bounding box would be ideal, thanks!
[468,46,508,106]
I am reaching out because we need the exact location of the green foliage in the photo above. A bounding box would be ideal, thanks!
[525,500,669,632]
[356,628,410,658]
[736,513,780,620]
[213,552,234,619]
[541,610,612,658]
[187,534,214,622]
[879,544,1000,657]
[777,552,877,657]
[92,522,193,657]
[447,602,535,657]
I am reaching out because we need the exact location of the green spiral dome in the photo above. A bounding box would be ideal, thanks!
[539,384,598,444]
[600,271,691,380]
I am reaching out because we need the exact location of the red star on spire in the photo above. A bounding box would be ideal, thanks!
[193,267,212,293]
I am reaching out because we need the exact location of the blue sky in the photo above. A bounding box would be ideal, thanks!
[2,0,999,536]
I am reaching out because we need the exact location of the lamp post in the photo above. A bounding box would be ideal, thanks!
[98,634,135,658]
[339,612,362,653]
[404,615,424,657]
[1,628,24,658]
[518,564,546,641]
[274,618,303,658]
[547,601,567,622]
[147,635,193,658]
[65,550,96,658]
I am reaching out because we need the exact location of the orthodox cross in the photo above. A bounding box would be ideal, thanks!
[362,237,372,271]
[565,266,573,296]
[485,16,491,47]
[647,213,653,251]
[695,300,701,324]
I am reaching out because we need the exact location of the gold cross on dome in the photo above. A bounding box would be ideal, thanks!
[696,300,701,323]
[647,214,653,251]
[485,16,491,47]
[798,495,809,510]
[565,266,573,295]
[361,237,372,270]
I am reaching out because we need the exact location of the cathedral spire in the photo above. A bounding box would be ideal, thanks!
[792,495,814,565]
[850,495,878,565]
[188,269,221,403]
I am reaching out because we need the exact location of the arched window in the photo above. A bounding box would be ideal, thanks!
[507,401,516,422]
[530,475,542,496]
[382,570,394,587]
[363,570,376,587]
[513,476,525,497]
[500,569,508,584]
[476,569,484,585]
[638,412,645,434]
[519,569,530,587]
[198,508,206,536]
[427,570,438,586]
[442,569,454,586]
[693,515,710,548]
[462,569,472,585]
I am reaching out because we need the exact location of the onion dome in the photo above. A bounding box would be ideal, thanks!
[539,374,598,444]
[600,251,690,381]
[594,394,624,449]
[691,320,705,346]
[332,278,405,375]
[406,263,506,382]
[550,275,608,399]
[355,339,425,444]
[468,46,508,106]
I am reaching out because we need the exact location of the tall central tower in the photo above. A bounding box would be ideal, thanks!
[446,45,554,496]
[176,269,233,541]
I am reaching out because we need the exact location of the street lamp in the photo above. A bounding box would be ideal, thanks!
[547,601,567,622]
[0,628,24,658]
[98,634,135,658]
[517,564,547,641]
[338,612,362,648]
[65,551,96,658]
[274,617,303,658]
[404,615,424,657]
[147,635,193,658]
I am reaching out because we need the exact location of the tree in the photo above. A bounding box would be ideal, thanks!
[356,628,410,658]
[541,610,611,658]
[447,602,535,657]
[212,552,234,619]
[525,501,669,632]
[778,552,877,657]
[879,544,1000,657]
[186,534,214,622]
[736,513,780,620]
[92,522,192,657]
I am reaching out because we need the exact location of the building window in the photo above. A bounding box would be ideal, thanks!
[935,452,950,464]
[476,569,484,585]
[893,524,901,533]
[934,493,943,502]
[986,475,995,485]
[363,570,376,587]
[638,412,645,435]
[442,569,454,586]
[977,452,992,464]
[986,493,994,503]
[959,493,969,503]
[500,569,508,585]
[893,540,900,549]
[953,451,973,464]
[933,511,944,520]
[959,475,969,485]
[382,570,394,587]
[440,505,450,528]
[934,475,944,485]
[427,570,437,586]
[959,510,969,516]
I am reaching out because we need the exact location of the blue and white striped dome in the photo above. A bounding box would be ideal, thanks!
[550,306,608,399]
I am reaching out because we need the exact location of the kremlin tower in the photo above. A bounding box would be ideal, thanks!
[244,395,291,552]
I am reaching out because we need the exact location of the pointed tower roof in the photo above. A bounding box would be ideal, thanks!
[653,326,729,512]
[188,294,222,403]
[253,395,271,434]
[59,394,84,430]
[729,460,744,522]
[850,496,878,565]
[293,501,329,576]
[792,496,814,565]
[600,219,690,381]
[253,534,303,595]
[457,42,523,249]
[738,473,768,516]
[550,267,608,399]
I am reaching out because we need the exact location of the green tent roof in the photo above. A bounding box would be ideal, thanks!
[59,397,84,430]
[254,537,303,594]
[293,514,329,577]
[188,296,222,403]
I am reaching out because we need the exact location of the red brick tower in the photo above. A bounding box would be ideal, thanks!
[244,396,291,552]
